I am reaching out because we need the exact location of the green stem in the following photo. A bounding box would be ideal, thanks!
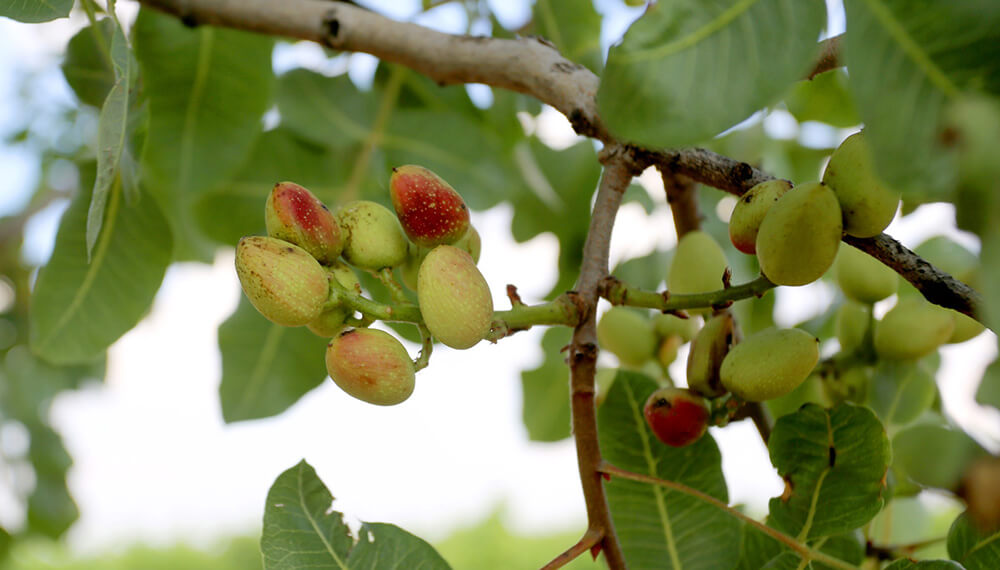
[598,462,859,570]
[414,324,433,371]
[603,275,775,312]
[375,267,408,304]
[488,295,580,341]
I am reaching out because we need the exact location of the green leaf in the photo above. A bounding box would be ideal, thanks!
[842,0,1000,197]
[735,522,783,570]
[87,20,133,259]
[948,511,1000,569]
[261,460,450,570]
[520,327,571,442]
[276,69,376,151]
[217,298,330,423]
[761,552,812,569]
[598,0,826,147]
[0,0,72,23]
[867,361,938,427]
[533,0,603,73]
[194,128,352,246]
[784,70,860,128]
[25,423,78,538]
[767,403,890,539]
[598,371,740,570]
[61,19,117,108]
[893,424,987,490]
[30,181,172,365]
[884,560,966,569]
[134,8,274,259]
[612,248,670,292]
[346,522,451,569]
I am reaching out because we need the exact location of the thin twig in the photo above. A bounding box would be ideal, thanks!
[661,169,700,238]
[540,529,603,570]
[807,34,843,80]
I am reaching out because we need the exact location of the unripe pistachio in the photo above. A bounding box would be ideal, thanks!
[400,226,481,291]
[652,313,698,343]
[720,328,819,401]
[596,307,657,367]
[337,200,409,270]
[307,262,362,337]
[235,236,329,327]
[643,387,710,447]
[667,231,729,315]
[947,311,985,344]
[729,179,792,254]
[874,298,955,360]
[834,245,897,304]
[325,328,415,406]
[265,181,343,264]
[390,165,470,248]
[835,300,871,353]
[417,245,493,349]
[822,131,901,238]
[657,335,684,370]
[756,182,843,286]
[686,312,734,398]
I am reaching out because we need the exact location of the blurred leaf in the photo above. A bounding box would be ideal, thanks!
[29,181,172,365]
[375,63,479,116]
[947,511,1000,569]
[867,361,937,427]
[276,69,376,151]
[194,128,356,246]
[761,552,812,569]
[944,94,1000,237]
[61,19,116,108]
[533,0,603,73]
[217,298,330,423]
[510,138,601,296]
[612,248,669,291]
[0,0,72,23]
[784,69,859,128]
[520,327,571,442]
[842,0,1000,198]
[816,530,865,568]
[598,0,825,147]
[87,21,133,258]
[893,424,987,490]
[134,8,274,259]
[622,182,655,213]
[484,88,540,148]
[768,403,890,539]
[26,424,77,538]
[598,370,740,570]
[261,460,450,569]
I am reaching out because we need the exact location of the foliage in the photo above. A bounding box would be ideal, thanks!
[1,0,998,569]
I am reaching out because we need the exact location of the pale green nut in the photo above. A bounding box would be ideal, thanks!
[822,131,901,238]
[326,328,415,406]
[668,230,729,315]
[756,182,843,286]
[652,313,699,343]
[337,200,409,270]
[835,300,871,354]
[596,307,656,368]
[834,245,897,304]
[874,298,955,360]
[720,328,820,401]
[235,236,330,327]
[307,262,362,337]
[417,245,494,349]
[686,312,734,398]
[729,179,792,255]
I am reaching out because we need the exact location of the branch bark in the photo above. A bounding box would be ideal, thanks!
[563,146,643,569]
[807,34,843,79]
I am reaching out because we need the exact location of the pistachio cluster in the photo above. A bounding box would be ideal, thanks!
[235,167,492,406]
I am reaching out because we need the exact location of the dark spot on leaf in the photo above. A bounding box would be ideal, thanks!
[828,446,837,467]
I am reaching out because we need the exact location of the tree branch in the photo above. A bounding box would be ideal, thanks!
[566,146,644,569]
[661,169,701,238]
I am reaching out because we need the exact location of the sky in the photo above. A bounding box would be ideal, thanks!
[0,0,997,557]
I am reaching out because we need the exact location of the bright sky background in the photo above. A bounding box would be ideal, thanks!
[0,0,997,557]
